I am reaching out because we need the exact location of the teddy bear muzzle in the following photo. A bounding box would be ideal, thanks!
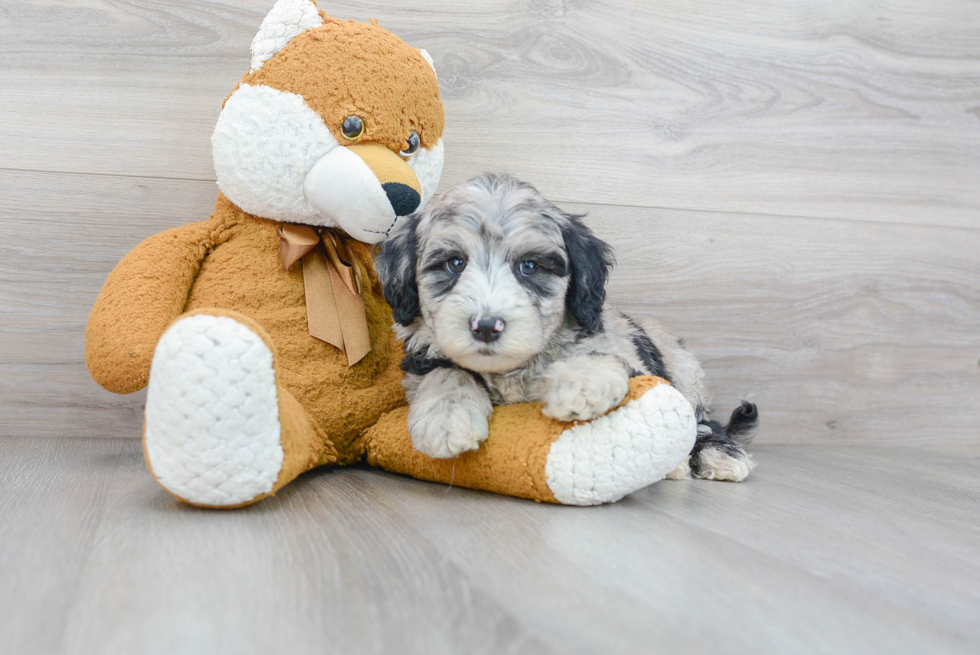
[304,143,422,244]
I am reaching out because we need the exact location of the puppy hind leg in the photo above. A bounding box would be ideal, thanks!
[689,420,756,483]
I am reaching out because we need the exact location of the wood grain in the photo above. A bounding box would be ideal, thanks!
[576,201,980,446]
[0,437,551,655]
[3,3,979,653]
[2,437,978,654]
[1,1,979,225]
[2,169,978,443]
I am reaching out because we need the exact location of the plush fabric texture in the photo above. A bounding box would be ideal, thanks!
[213,83,338,224]
[144,313,285,507]
[249,0,325,74]
[545,380,697,505]
[243,18,444,156]
[407,138,444,206]
[364,377,683,505]
[88,195,407,464]
[86,1,695,507]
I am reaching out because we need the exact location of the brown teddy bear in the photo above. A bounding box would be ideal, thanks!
[85,0,696,508]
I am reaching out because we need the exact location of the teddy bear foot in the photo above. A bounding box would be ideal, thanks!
[144,312,285,507]
[543,380,697,505]
[366,377,697,506]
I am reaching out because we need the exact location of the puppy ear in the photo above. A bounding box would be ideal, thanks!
[374,215,421,326]
[560,213,615,333]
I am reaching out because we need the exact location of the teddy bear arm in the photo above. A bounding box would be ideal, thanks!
[86,221,216,394]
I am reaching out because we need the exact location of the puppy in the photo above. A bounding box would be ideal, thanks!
[374,173,757,481]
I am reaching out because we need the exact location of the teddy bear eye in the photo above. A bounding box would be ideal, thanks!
[400,131,420,157]
[341,116,364,140]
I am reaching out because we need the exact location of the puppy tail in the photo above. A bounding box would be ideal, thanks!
[724,400,759,444]
[688,403,759,481]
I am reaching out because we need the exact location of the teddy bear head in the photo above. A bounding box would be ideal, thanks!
[211,0,445,243]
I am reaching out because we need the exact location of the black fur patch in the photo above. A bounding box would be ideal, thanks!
[688,403,760,477]
[400,349,490,393]
[623,315,669,380]
[400,350,457,376]
[514,266,563,299]
[725,401,759,442]
[559,214,614,334]
[425,267,464,298]
[373,216,421,326]
[512,250,567,299]
[517,251,568,277]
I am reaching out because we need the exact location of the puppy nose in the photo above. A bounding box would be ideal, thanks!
[382,182,421,216]
[471,316,505,343]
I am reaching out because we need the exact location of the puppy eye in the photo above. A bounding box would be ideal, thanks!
[400,131,420,157]
[518,260,538,276]
[445,257,466,275]
[341,116,364,140]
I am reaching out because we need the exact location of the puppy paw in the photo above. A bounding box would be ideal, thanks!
[692,446,755,482]
[665,456,692,480]
[407,369,493,459]
[542,355,630,422]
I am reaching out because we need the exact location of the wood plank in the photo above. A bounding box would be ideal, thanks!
[0,437,551,655]
[0,170,216,438]
[648,445,980,629]
[1,1,979,225]
[3,438,978,654]
[572,200,980,446]
[351,442,980,653]
[354,460,980,653]
[2,170,978,443]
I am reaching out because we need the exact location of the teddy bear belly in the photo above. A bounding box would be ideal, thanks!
[183,259,406,462]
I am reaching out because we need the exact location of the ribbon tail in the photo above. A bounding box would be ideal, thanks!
[302,252,345,351]
[327,264,372,366]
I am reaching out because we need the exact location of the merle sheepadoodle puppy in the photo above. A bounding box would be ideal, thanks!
[374,173,757,481]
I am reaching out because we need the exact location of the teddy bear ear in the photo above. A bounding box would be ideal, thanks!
[418,48,437,79]
[249,0,324,74]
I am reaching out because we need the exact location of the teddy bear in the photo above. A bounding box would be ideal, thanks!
[85,0,696,508]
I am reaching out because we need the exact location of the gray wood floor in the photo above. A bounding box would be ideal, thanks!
[2,2,979,653]
[1,437,978,654]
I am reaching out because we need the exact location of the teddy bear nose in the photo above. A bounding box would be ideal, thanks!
[382,182,421,216]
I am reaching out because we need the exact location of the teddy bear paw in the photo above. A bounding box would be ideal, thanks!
[544,381,697,505]
[144,313,284,507]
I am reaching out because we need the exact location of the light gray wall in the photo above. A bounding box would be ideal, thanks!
[1,0,978,444]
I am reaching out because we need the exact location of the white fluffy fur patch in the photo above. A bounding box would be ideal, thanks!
[213,83,337,224]
[696,448,756,482]
[408,138,444,207]
[418,49,437,77]
[250,0,324,74]
[145,315,284,507]
[545,383,696,505]
[212,84,443,235]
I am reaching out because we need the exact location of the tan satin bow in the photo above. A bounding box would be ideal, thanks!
[278,224,371,366]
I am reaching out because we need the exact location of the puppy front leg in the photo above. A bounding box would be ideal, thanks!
[540,354,630,422]
[407,368,493,459]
